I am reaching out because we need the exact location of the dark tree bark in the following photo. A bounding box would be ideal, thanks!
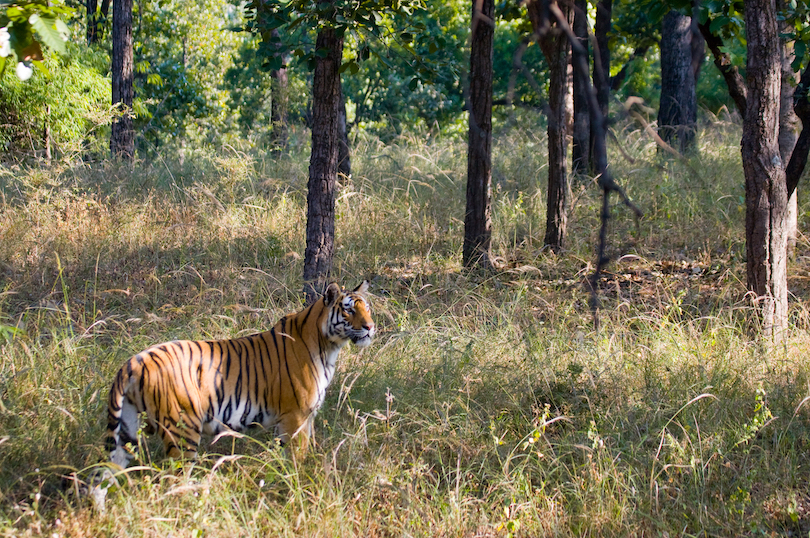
[658,9,697,153]
[303,24,343,303]
[338,92,351,180]
[86,0,99,44]
[690,0,705,81]
[463,0,495,269]
[787,66,810,198]
[529,0,573,252]
[591,0,611,173]
[571,0,590,176]
[269,28,289,155]
[111,0,134,159]
[777,0,800,256]
[742,0,788,339]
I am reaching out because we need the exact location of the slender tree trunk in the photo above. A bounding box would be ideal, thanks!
[659,9,697,153]
[742,0,788,340]
[591,0,611,173]
[303,24,343,303]
[777,0,800,257]
[571,0,590,176]
[532,0,572,252]
[111,0,134,160]
[690,0,705,82]
[269,28,289,155]
[463,0,495,269]
[338,92,351,180]
[87,0,99,44]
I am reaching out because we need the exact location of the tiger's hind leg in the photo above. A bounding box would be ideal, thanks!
[109,396,140,468]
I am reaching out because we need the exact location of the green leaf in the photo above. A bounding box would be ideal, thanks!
[710,16,731,34]
[408,77,418,91]
[146,73,163,86]
[31,15,65,54]
[32,59,50,77]
[400,32,413,43]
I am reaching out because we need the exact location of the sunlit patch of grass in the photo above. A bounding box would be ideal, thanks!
[3,120,810,535]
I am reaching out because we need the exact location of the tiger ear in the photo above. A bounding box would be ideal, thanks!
[353,280,370,294]
[324,282,341,306]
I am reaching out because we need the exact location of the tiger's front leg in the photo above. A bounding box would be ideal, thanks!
[157,417,203,461]
[278,412,314,461]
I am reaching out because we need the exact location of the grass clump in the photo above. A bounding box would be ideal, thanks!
[2,121,810,536]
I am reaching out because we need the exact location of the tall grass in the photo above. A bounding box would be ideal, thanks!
[2,118,810,536]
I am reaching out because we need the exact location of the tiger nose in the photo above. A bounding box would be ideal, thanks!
[364,322,376,335]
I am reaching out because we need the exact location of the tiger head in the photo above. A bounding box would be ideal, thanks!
[323,281,376,348]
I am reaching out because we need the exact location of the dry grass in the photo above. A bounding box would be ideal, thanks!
[2,119,810,536]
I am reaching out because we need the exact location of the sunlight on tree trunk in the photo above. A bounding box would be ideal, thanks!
[303,23,343,304]
[742,0,788,341]
[463,0,495,270]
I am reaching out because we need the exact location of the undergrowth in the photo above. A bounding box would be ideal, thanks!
[1,118,810,536]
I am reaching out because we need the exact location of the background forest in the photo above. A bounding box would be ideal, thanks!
[2,0,810,536]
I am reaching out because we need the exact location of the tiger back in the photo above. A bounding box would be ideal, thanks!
[105,281,375,467]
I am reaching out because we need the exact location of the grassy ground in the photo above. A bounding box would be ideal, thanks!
[2,116,810,537]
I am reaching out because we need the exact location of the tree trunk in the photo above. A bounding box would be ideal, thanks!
[303,24,343,303]
[87,0,99,45]
[571,0,590,176]
[591,0,611,173]
[111,0,134,160]
[269,28,289,155]
[742,0,788,340]
[690,0,705,82]
[463,0,495,269]
[659,9,697,153]
[534,1,572,252]
[777,0,800,257]
[338,92,351,180]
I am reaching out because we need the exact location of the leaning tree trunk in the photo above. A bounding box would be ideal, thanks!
[742,0,788,340]
[111,0,134,159]
[571,0,590,177]
[659,9,697,153]
[591,0,611,173]
[532,0,573,252]
[463,0,495,269]
[303,25,343,303]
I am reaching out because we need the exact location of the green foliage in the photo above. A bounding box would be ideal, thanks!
[0,0,72,79]
[132,0,250,150]
[0,42,111,159]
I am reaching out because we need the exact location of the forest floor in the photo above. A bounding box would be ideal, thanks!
[2,118,810,536]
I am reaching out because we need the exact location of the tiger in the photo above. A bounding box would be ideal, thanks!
[105,281,375,468]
